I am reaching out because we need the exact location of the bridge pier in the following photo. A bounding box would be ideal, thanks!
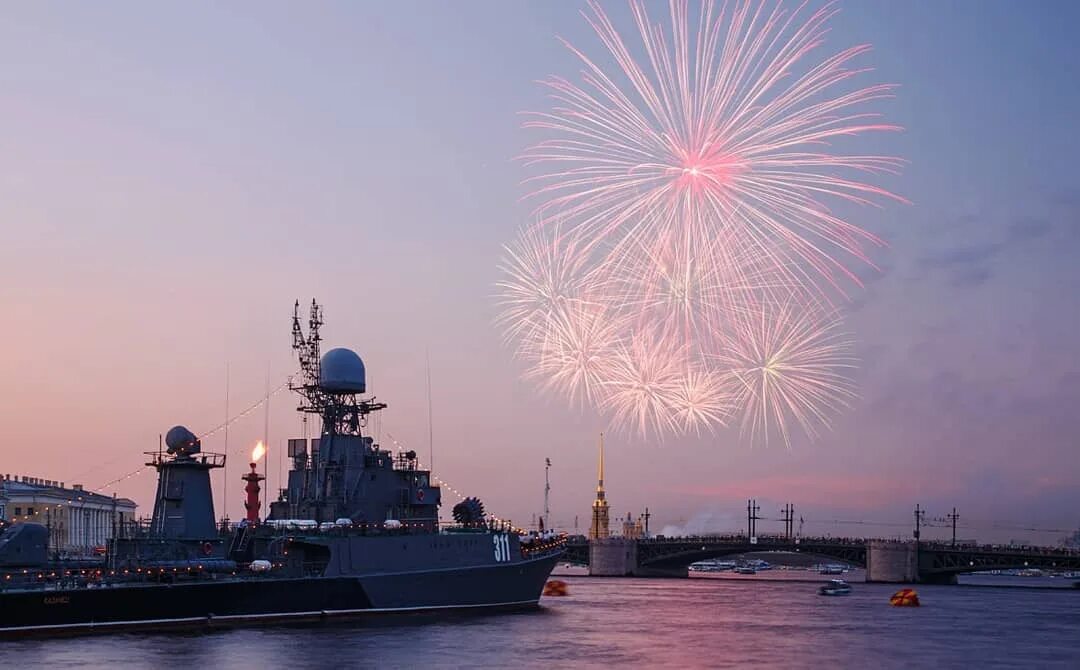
[589,539,689,577]
[589,539,636,576]
[865,540,917,583]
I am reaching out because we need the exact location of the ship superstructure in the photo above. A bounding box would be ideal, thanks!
[268,301,440,529]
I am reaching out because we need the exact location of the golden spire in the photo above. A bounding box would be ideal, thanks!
[588,432,610,540]
[596,432,605,498]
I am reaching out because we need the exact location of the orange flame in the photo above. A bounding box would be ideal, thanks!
[251,441,266,463]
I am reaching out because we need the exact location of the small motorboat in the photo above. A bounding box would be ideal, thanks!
[733,566,757,575]
[819,579,852,596]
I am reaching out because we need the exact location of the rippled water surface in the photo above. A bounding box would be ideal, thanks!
[2,575,1078,668]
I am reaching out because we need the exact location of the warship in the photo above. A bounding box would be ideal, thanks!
[0,300,564,636]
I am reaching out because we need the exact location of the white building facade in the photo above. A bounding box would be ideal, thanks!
[0,474,137,556]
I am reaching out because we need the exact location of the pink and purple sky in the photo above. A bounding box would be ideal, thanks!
[1,2,1078,543]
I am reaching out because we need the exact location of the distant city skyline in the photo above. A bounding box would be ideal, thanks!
[1,1,1078,544]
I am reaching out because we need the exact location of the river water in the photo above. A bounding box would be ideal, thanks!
[2,574,1077,668]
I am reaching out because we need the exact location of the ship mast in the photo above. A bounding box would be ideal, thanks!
[543,458,551,532]
[290,299,385,437]
[291,299,324,417]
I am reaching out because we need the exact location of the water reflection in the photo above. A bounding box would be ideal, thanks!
[1,577,1077,669]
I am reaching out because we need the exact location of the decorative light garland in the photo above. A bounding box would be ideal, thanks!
[94,381,291,492]
[385,431,523,533]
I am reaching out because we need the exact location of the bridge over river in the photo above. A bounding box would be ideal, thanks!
[563,535,1080,584]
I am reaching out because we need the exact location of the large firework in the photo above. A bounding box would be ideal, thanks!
[497,0,901,444]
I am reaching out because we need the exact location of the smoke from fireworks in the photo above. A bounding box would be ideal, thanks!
[497,0,902,445]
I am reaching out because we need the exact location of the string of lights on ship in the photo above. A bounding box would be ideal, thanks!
[2,565,261,584]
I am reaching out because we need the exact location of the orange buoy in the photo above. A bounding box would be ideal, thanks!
[889,588,920,607]
[543,579,569,597]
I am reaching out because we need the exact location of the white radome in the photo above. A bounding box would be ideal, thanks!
[318,347,366,394]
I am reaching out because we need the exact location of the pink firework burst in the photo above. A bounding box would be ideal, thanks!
[494,221,593,351]
[600,326,687,438]
[715,299,858,447]
[670,363,734,436]
[497,0,902,444]
[523,0,904,295]
[526,295,624,407]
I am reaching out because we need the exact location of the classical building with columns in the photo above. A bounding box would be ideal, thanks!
[0,474,137,555]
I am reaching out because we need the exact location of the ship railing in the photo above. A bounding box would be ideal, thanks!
[438,520,520,533]
[112,518,154,540]
[520,533,568,559]
[258,520,441,537]
[440,524,490,534]
[392,451,420,472]
[143,451,227,468]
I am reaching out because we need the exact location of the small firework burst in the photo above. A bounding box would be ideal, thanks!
[717,300,858,447]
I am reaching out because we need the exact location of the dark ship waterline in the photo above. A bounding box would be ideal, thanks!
[0,300,564,636]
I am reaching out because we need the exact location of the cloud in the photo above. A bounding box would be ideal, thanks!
[918,241,1005,271]
[911,212,1063,289]
[948,265,993,287]
[1006,217,1051,242]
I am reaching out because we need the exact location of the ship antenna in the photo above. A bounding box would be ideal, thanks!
[544,457,551,531]
[263,361,271,501]
[426,348,434,474]
[223,362,230,525]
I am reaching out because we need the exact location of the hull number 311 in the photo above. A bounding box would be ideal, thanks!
[493,534,512,562]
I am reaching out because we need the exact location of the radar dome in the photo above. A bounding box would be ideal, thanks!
[165,425,200,455]
[319,348,367,394]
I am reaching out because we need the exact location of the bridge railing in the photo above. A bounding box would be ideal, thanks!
[630,534,867,546]
[918,541,1080,557]
[572,534,1080,557]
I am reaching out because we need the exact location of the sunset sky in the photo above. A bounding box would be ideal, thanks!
[2,1,1078,544]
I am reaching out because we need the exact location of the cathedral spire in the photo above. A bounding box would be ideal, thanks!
[589,432,610,540]
[596,432,605,497]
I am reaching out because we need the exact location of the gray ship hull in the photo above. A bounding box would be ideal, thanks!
[0,552,560,637]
